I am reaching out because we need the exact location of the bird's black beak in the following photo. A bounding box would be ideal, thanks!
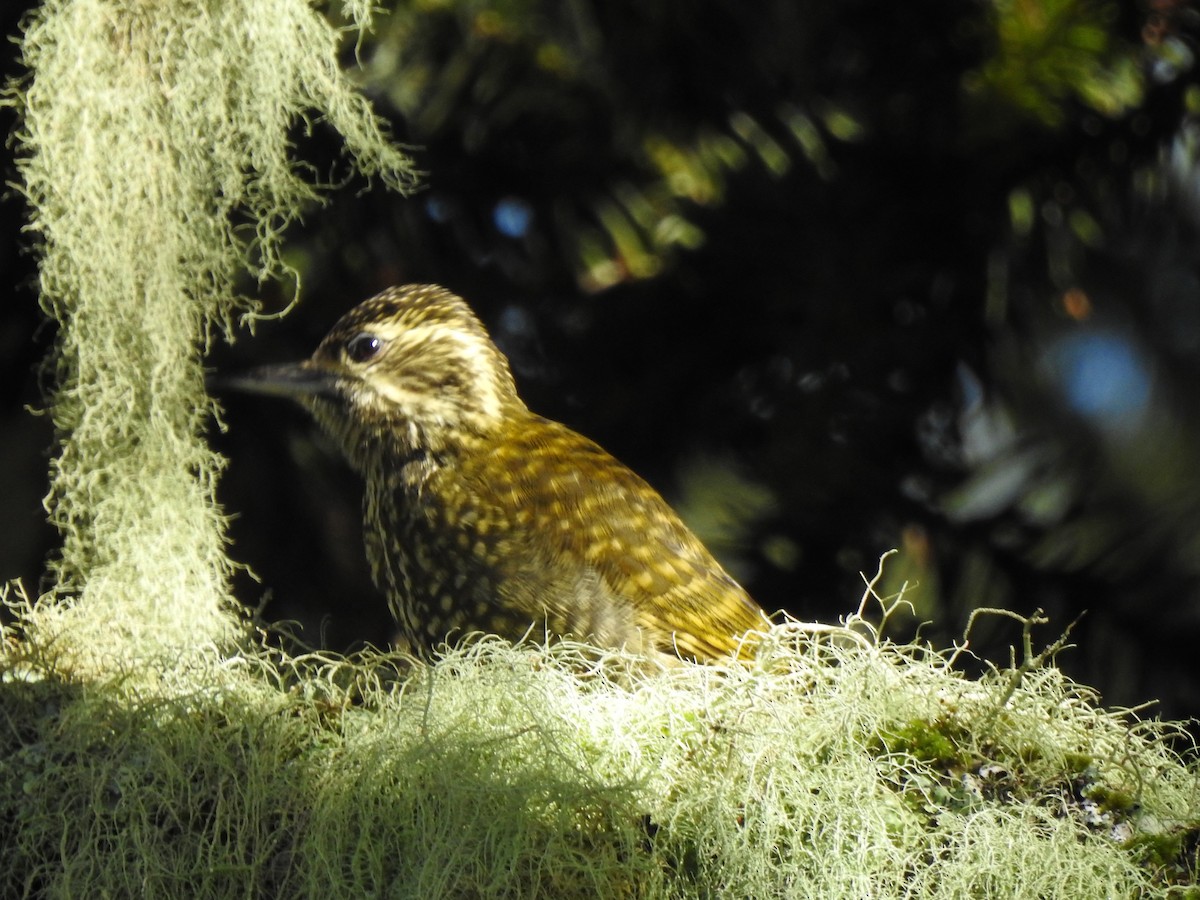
[207,361,343,401]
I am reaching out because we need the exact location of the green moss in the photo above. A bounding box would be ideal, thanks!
[877,718,973,769]
[1085,781,1139,814]
[1062,750,1095,774]
[1122,824,1200,889]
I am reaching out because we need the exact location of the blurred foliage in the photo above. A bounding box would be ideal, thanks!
[966,0,1144,131]
[5,0,1200,721]
[336,0,861,290]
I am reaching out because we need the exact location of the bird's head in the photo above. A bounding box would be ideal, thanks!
[224,284,525,468]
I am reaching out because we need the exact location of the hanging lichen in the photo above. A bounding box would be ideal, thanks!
[5,0,416,666]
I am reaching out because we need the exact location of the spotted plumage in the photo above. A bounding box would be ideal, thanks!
[229,284,768,661]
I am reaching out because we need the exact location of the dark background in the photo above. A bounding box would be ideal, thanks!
[5,1,1200,722]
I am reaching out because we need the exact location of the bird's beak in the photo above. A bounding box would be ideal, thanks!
[208,360,343,401]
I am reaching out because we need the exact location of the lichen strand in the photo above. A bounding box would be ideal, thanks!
[7,0,416,663]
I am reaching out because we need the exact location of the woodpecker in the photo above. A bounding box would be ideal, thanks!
[227,284,768,661]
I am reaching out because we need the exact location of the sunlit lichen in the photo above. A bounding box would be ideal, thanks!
[4,0,416,666]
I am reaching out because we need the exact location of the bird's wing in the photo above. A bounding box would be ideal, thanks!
[456,416,768,660]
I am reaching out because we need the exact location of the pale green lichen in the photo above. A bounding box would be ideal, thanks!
[5,0,416,666]
[2,581,1197,898]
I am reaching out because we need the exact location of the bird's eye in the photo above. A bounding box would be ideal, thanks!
[345,333,383,363]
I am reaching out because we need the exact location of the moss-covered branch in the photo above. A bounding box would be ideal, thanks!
[2,582,1197,897]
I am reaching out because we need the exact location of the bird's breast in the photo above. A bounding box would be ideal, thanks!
[363,458,544,650]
